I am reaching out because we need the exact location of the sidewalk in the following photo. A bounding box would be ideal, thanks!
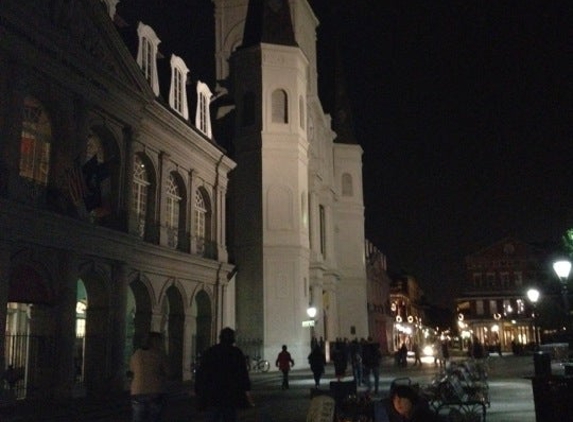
[2,353,542,421]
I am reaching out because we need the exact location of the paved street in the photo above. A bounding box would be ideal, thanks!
[5,353,557,421]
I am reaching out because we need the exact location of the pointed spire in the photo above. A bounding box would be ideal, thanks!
[332,45,358,144]
[242,0,297,48]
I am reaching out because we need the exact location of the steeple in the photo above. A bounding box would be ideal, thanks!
[241,0,297,48]
[332,45,358,144]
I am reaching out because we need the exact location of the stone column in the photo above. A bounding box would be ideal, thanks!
[109,262,128,393]
[124,127,136,235]
[182,312,194,381]
[54,251,79,399]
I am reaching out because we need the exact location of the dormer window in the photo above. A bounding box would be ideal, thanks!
[195,81,213,138]
[169,55,189,119]
[136,22,161,96]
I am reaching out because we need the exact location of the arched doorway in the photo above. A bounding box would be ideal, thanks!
[162,285,184,381]
[6,265,55,399]
[194,290,212,356]
[128,279,152,355]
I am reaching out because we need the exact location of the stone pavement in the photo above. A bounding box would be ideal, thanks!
[3,353,549,421]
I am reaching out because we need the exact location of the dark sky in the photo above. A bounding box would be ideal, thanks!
[312,0,572,305]
[118,0,572,306]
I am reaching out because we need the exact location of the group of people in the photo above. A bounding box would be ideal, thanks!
[127,329,442,422]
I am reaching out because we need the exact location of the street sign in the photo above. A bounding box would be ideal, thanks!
[302,320,315,327]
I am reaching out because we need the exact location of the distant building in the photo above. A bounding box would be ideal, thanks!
[388,274,433,352]
[455,237,551,352]
[365,240,393,354]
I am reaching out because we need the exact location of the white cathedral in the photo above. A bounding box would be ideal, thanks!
[0,0,368,399]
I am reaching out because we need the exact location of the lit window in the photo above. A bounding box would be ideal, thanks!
[19,96,51,185]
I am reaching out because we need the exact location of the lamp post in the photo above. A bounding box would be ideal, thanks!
[527,288,540,349]
[553,259,571,335]
[307,305,317,349]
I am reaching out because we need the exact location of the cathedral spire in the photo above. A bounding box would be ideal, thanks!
[332,45,358,144]
[241,0,297,48]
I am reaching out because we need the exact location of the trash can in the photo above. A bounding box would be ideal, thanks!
[533,351,551,377]
[530,376,573,421]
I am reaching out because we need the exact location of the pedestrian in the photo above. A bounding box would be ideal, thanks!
[129,332,170,422]
[350,339,363,385]
[362,338,382,395]
[434,339,444,367]
[308,345,326,388]
[412,342,422,366]
[275,344,295,389]
[332,342,347,380]
[399,343,408,368]
[441,341,450,367]
[195,327,254,422]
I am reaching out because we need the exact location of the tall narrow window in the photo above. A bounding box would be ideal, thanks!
[141,38,153,84]
[166,174,181,248]
[319,204,326,257]
[194,189,207,254]
[341,173,353,196]
[271,89,288,123]
[137,23,160,95]
[169,55,189,119]
[195,81,213,137]
[20,96,51,185]
[133,155,149,238]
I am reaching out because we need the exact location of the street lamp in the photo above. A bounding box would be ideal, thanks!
[306,306,317,349]
[527,288,540,349]
[553,259,571,332]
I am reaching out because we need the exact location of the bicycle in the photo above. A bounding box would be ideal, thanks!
[247,355,270,372]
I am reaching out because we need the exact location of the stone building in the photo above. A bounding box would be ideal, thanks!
[455,237,551,352]
[0,0,370,399]
[213,0,368,365]
[0,0,235,399]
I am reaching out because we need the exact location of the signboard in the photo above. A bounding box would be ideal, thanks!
[302,320,315,327]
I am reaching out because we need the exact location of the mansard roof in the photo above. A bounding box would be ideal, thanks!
[241,0,298,49]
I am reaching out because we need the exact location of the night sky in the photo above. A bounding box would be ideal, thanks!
[118,0,572,306]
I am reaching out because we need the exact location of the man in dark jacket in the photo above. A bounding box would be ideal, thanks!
[195,327,253,422]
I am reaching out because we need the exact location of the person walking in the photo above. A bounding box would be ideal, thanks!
[412,342,422,366]
[276,344,295,389]
[308,345,326,388]
[129,332,170,422]
[362,338,382,395]
[195,327,254,422]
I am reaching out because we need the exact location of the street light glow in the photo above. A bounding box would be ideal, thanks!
[527,288,540,304]
[306,306,317,319]
[553,260,572,281]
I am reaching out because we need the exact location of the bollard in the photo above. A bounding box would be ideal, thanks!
[533,351,551,377]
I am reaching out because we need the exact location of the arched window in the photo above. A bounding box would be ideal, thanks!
[341,173,353,196]
[133,155,150,238]
[19,96,51,185]
[165,174,181,248]
[271,89,288,123]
